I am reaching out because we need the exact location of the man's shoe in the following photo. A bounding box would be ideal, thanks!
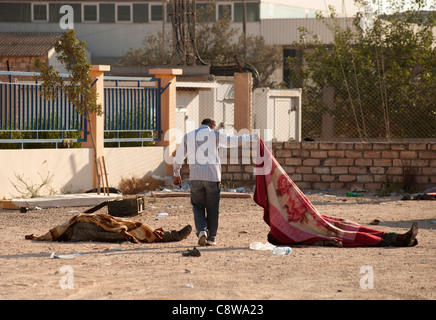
[162,225,192,242]
[206,240,217,246]
[182,247,201,257]
[395,222,419,247]
[405,222,418,247]
[198,231,207,246]
[176,225,192,241]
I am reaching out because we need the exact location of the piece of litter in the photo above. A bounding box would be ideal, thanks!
[155,212,170,218]
[184,269,192,274]
[186,283,194,288]
[50,252,82,259]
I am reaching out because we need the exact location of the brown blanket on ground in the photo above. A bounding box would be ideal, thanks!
[25,213,164,243]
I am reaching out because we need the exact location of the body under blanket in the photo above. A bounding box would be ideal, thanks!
[25,213,164,243]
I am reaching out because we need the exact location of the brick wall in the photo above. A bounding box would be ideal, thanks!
[0,55,46,82]
[180,141,436,191]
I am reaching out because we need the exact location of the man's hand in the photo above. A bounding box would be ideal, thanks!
[173,176,182,186]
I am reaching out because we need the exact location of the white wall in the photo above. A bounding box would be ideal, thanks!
[104,146,166,185]
[0,146,166,199]
[0,148,93,198]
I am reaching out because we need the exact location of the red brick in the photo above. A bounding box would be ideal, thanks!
[282,166,296,174]
[275,149,292,157]
[357,175,374,182]
[328,150,345,157]
[337,159,354,166]
[393,159,410,166]
[400,151,418,159]
[324,159,337,166]
[227,165,242,172]
[296,167,312,174]
[272,142,283,150]
[354,143,373,150]
[303,174,321,182]
[319,142,336,149]
[355,159,373,166]
[374,175,386,182]
[381,151,399,159]
[302,142,319,149]
[391,144,407,150]
[386,167,403,175]
[339,175,357,182]
[336,142,354,150]
[284,158,302,166]
[312,182,331,190]
[290,174,302,181]
[303,159,321,166]
[373,143,390,150]
[331,167,348,174]
[409,143,427,150]
[321,175,335,182]
[284,142,301,149]
[314,167,330,174]
[419,151,436,160]
[345,150,363,158]
[310,150,328,158]
[349,167,368,174]
[363,151,381,159]
[373,159,392,166]
[422,167,436,175]
[370,167,385,174]
[411,160,429,167]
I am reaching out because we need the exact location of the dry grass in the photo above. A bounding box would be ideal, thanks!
[117,175,164,194]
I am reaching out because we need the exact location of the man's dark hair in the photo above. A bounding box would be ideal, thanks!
[201,118,215,126]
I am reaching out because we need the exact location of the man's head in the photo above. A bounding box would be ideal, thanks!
[201,118,217,129]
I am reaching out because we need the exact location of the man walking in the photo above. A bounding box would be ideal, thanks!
[173,118,258,246]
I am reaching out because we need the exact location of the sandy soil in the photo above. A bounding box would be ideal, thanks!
[0,192,435,301]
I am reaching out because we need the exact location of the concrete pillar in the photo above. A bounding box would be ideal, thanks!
[234,72,252,133]
[82,65,110,188]
[150,68,183,175]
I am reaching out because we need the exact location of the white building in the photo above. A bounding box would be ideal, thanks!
[0,0,359,142]
[0,0,359,66]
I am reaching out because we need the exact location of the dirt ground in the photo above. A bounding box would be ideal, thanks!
[0,192,435,301]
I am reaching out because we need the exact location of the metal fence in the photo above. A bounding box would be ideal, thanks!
[0,72,86,147]
[281,78,436,142]
[0,72,163,148]
[103,76,163,146]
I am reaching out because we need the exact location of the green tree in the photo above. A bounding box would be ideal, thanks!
[287,0,436,140]
[118,31,173,66]
[34,30,104,188]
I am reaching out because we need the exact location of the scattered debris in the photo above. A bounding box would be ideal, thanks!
[369,219,380,225]
[401,192,436,201]
[154,212,170,218]
[150,191,252,199]
[50,252,82,259]
[182,247,201,257]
